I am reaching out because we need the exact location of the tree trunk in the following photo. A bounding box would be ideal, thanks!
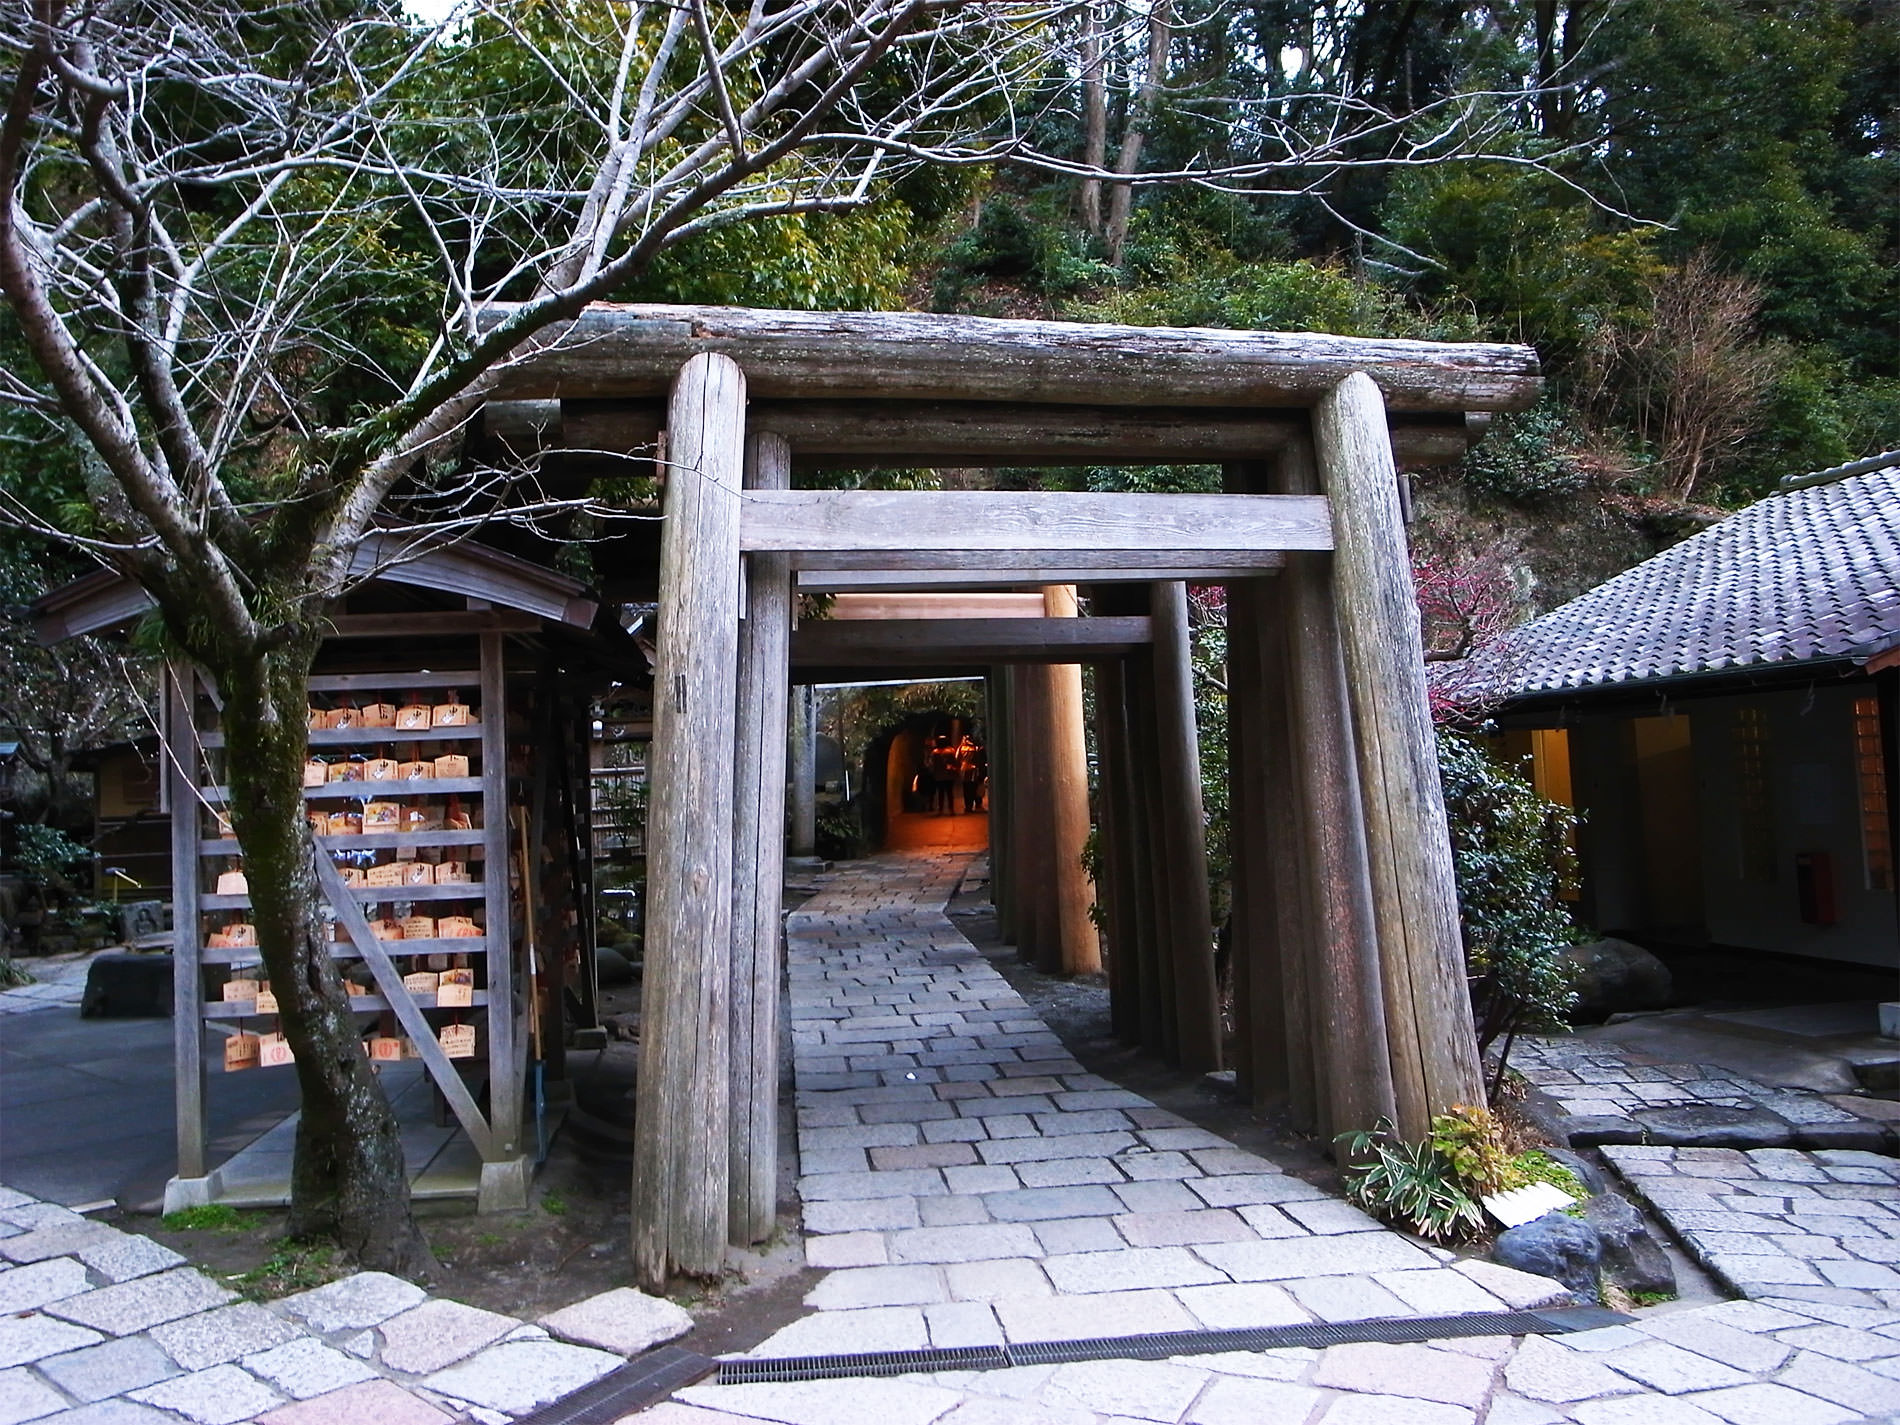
[1079,2,1108,235]
[1105,0,1174,266]
[215,637,430,1274]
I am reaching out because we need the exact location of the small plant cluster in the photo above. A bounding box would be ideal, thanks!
[1340,1105,1584,1243]
[1463,400,1589,503]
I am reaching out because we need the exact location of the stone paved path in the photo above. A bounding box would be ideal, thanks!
[1513,1039,1896,1153]
[1605,1146,1900,1308]
[649,850,1900,1424]
[0,1187,631,1423]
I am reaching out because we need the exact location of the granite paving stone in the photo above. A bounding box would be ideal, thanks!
[239,1341,378,1401]
[146,1306,300,1374]
[418,1339,618,1416]
[36,1338,179,1404]
[0,1319,103,1372]
[250,1379,452,1425]
[374,1298,518,1375]
[0,1366,70,1425]
[0,1262,93,1316]
[125,1366,283,1425]
[44,1272,234,1338]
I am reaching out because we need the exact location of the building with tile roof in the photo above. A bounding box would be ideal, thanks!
[1466,454,1899,975]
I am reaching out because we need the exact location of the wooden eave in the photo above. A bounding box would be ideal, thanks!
[32,532,599,644]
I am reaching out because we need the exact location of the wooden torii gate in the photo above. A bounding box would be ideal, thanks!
[487,304,1542,1288]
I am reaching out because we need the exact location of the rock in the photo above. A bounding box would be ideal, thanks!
[80,952,173,1018]
[594,945,635,986]
[1493,1211,1602,1300]
[1583,1192,1675,1298]
[538,1287,692,1356]
[1563,938,1672,1021]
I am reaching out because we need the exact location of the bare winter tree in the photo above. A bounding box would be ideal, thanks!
[0,0,1609,1273]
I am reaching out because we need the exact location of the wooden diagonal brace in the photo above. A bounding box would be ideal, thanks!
[313,848,495,1158]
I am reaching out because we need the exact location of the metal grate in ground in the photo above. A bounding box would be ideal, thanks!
[715,1306,1629,1385]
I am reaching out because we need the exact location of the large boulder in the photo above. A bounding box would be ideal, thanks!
[1564,937,1672,1021]
[1585,1192,1675,1298]
[1494,1210,1602,1300]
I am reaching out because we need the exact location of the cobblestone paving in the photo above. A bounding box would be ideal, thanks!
[1605,1146,1900,1308]
[1512,1038,1896,1153]
[653,850,1900,1423]
[0,1187,631,1423]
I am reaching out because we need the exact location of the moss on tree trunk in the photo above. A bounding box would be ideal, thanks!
[214,636,431,1275]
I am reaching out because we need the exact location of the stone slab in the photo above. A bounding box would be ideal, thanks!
[0,1317,104,1371]
[419,1339,620,1415]
[128,1364,285,1425]
[37,1335,179,1404]
[148,1304,303,1374]
[537,1287,693,1358]
[45,1270,235,1337]
[275,1274,427,1334]
[241,1339,379,1400]
[375,1298,518,1375]
[253,1378,455,1425]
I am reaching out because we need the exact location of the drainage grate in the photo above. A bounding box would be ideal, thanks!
[716,1307,1630,1386]
[514,1344,717,1425]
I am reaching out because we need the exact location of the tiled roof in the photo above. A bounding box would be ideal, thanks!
[1482,460,1900,699]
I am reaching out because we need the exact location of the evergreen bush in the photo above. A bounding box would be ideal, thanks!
[1437,730,1582,1095]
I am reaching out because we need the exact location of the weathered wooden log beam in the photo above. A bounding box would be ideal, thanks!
[797,564,1283,592]
[742,491,1331,564]
[827,592,1047,621]
[790,616,1151,667]
[525,400,1485,469]
[632,352,747,1287]
[482,304,1540,413]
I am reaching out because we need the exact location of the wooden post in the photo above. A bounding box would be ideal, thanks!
[1123,642,1177,1060]
[1092,656,1140,1043]
[631,352,747,1286]
[1039,585,1100,976]
[1276,438,1398,1142]
[729,431,792,1246]
[1221,577,1270,1101]
[166,664,206,1187]
[1149,581,1221,1071]
[1009,666,1054,964]
[479,633,524,1198]
[1313,376,1484,1135]
[1254,579,1320,1129]
[987,670,1015,941]
[789,684,816,859]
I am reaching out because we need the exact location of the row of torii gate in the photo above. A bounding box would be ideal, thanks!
[491,305,1543,1288]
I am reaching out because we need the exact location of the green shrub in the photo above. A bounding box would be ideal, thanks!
[1428,1105,1522,1197]
[932,200,1109,309]
[1464,401,1588,501]
[1437,732,1582,1095]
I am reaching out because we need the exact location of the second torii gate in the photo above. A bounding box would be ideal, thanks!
[485,303,1542,1288]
